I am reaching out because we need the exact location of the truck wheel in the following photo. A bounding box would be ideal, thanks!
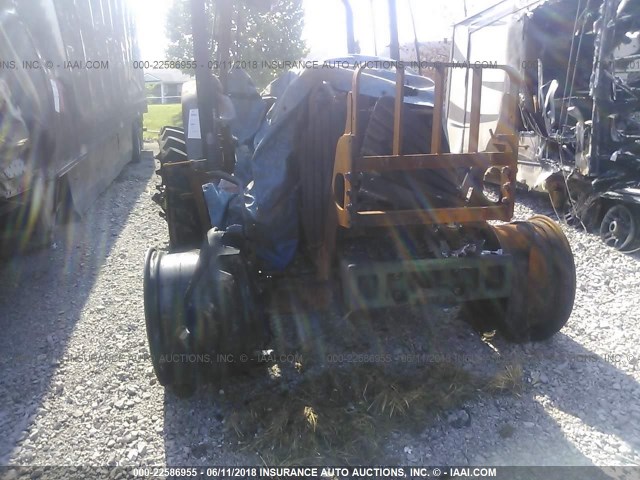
[132,119,143,163]
[462,215,575,342]
[599,204,638,252]
[29,177,58,250]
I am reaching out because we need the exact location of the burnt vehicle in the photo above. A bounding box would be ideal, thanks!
[451,0,640,251]
[0,0,146,251]
[144,0,576,395]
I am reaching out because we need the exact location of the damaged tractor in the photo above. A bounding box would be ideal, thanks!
[144,0,576,394]
[452,0,640,252]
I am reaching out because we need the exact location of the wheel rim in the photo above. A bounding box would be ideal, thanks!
[600,205,637,252]
[143,248,173,385]
[527,215,576,338]
[491,215,575,342]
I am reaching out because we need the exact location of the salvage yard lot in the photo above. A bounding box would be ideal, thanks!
[0,144,638,472]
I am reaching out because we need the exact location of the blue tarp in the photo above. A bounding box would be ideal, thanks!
[203,56,437,270]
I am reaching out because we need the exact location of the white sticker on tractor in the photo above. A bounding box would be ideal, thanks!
[188,109,201,139]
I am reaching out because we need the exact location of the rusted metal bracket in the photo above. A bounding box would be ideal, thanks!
[333,63,521,228]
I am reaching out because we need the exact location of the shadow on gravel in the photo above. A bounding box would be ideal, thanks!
[480,330,640,467]
[159,304,640,471]
[0,152,155,464]
[159,306,488,466]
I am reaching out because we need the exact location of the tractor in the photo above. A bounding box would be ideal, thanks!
[144,0,576,395]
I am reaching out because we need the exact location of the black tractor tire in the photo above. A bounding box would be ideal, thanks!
[158,136,187,161]
[159,145,188,165]
[160,126,185,143]
[296,84,347,256]
[154,134,202,251]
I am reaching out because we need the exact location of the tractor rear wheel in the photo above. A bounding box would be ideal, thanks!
[154,129,203,251]
[160,126,185,143]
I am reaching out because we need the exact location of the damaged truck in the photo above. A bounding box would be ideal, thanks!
[0,0,146,252]
[450,0,640,251]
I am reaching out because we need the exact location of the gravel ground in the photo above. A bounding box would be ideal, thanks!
[409,195,640,468]
[0,145,639,471]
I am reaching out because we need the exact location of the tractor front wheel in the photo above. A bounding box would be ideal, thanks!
[143,238,267,396]
[462,215,576,343]
[143,248,196,395]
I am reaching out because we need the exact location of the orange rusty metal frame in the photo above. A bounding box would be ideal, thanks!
[333,63,521,228]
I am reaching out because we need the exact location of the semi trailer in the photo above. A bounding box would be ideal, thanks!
[0,0,146,252]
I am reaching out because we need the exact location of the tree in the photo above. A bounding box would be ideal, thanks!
[165,0,308,88]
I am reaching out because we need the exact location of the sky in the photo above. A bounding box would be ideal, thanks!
[128,0,499,61]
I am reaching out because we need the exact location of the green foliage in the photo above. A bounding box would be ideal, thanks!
[145,82,160,98]
[165,0,308,88]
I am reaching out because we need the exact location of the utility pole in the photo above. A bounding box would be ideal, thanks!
[371,0,378,56]
[388,0,400,60]
[408,0,422,74]
[342,0,357,54]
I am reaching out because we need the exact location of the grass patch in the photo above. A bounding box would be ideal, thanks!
[486,363,524,394]
[223,359,522,466]
[143,104,182,138]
